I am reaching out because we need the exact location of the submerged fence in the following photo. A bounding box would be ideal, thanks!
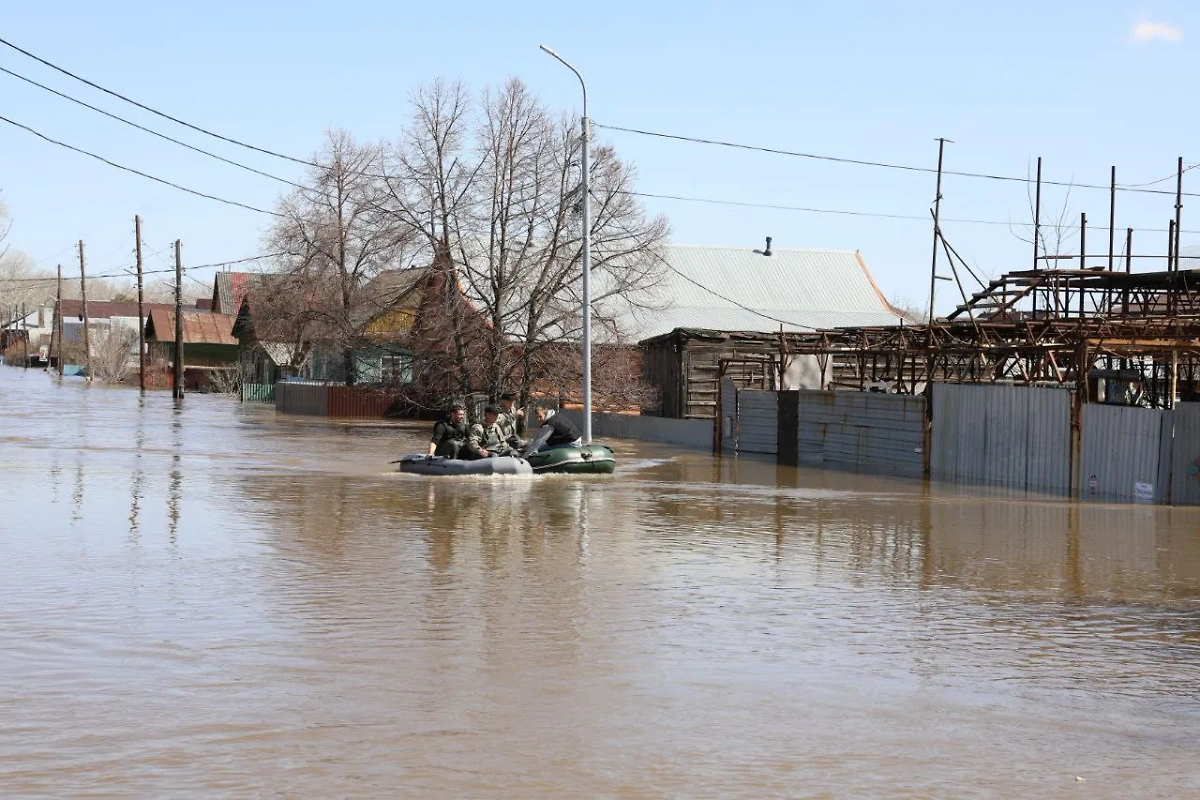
[722,377,1200,505]
[274,381,397,418]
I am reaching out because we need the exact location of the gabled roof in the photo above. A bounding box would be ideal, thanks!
[212,272,261,316]
[614,244,904,343]
[145,308,237,346]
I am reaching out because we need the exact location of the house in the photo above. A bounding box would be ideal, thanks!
[53,299,175,376]
[144,308,239,389]
[1,303,54,356]
[233,267,427,388]
[633,244,907,419]
[212,271,259,316]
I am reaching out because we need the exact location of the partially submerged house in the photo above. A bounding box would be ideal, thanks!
[144,308,238,389]
[632,243,907,419]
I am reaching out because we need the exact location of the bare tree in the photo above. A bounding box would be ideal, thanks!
[265,129,413,385]
[383,78,669,403]
[90,324,138,383]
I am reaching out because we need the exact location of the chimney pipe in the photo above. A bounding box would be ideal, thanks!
[763,236,773,256]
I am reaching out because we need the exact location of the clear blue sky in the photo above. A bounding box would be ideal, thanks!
[3,0,1197,313]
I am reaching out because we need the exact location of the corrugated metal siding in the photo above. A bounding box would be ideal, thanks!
[1170,403,1200,505]
[327,386,395,418]
[275,381,329,416]
[1081,405,1168,502]
[558,409,713,450]
[736,388,778,454]
[931,384,1071,492]
[793,391,925,477]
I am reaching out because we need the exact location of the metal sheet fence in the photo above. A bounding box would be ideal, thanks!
[274,381,397,418]
[736,388,778,455]
[1170,403,1200,505]
[931,384,1071,492]
[793,391,925,477]
[1080,404,1169,503]
[275,381,328,416]
[558,410,713,450]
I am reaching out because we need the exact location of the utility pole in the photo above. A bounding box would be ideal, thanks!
[927,138,950,324]
[540,44,592,444]
[79,240,92,381]
[173,239,184,400]
[136,215,146,392]
[1174,156,1184,273]
[21,301,28,368]
[55,264,63,376]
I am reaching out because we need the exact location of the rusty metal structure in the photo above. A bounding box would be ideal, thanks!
[787,264,1200,409]
[781,151,1200,411]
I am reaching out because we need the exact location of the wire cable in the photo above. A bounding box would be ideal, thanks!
[595,122,1200,199]
[0,35,318,169]
[0,113,285,217]
[0,65,311,191]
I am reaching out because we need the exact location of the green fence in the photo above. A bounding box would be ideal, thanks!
[242,383,276,403]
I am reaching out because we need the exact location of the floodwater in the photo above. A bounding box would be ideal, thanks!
[1,367,1198,799]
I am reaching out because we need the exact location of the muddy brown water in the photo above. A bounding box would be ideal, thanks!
[1,367,1198,798]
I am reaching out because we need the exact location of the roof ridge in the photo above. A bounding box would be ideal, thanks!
[666,243,859,254]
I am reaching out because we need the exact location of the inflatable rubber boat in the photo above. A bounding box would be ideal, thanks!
[396,454,533,476]
[525,443,616,475]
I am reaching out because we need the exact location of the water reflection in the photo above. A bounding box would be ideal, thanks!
[2,367,1199,798]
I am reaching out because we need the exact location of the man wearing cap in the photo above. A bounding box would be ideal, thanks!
[470,404,521,457]
[498,392,527,441]
[427,403,478,459]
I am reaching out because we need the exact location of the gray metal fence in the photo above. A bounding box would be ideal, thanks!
[788,390,926,477]
[1170,403,1200,505]
[1080,404,1171,503]
[931,384,1071,492]
[275,381,329,416]
[735,388,778,455]
[558,410,713,450]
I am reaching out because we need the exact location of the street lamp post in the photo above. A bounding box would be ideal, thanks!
[539,44,592,444]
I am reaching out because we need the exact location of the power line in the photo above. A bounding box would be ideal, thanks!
[0,35,318,170]
[0,252,281,284]
[0,113,285,217]
[0,64,310,191]
[620,189,1200,235]
[595,122,1200,199]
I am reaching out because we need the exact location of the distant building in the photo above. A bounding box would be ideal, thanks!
[635,244,906,419]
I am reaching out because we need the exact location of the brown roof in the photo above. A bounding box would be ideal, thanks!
[58,300,174,320]
[145,308,237,346]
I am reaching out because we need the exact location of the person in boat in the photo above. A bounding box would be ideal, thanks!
[498,392,527,440]
[533,405,583,448]
[427,402,483,459]
[470,404,522,458]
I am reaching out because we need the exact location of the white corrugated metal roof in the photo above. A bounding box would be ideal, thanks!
[608,244,903,342]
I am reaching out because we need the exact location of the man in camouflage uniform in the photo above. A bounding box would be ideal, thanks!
[470,404,521,457]
[427,403,483,459]
[498,392,527,447]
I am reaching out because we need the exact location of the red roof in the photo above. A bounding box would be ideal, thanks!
[145,308,237,346]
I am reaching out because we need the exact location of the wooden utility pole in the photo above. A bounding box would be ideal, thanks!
[79,240,92,381]
[21,301,28,368]
[136,215,146,392]
[55,264,63,375]
[173,239,184,400]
